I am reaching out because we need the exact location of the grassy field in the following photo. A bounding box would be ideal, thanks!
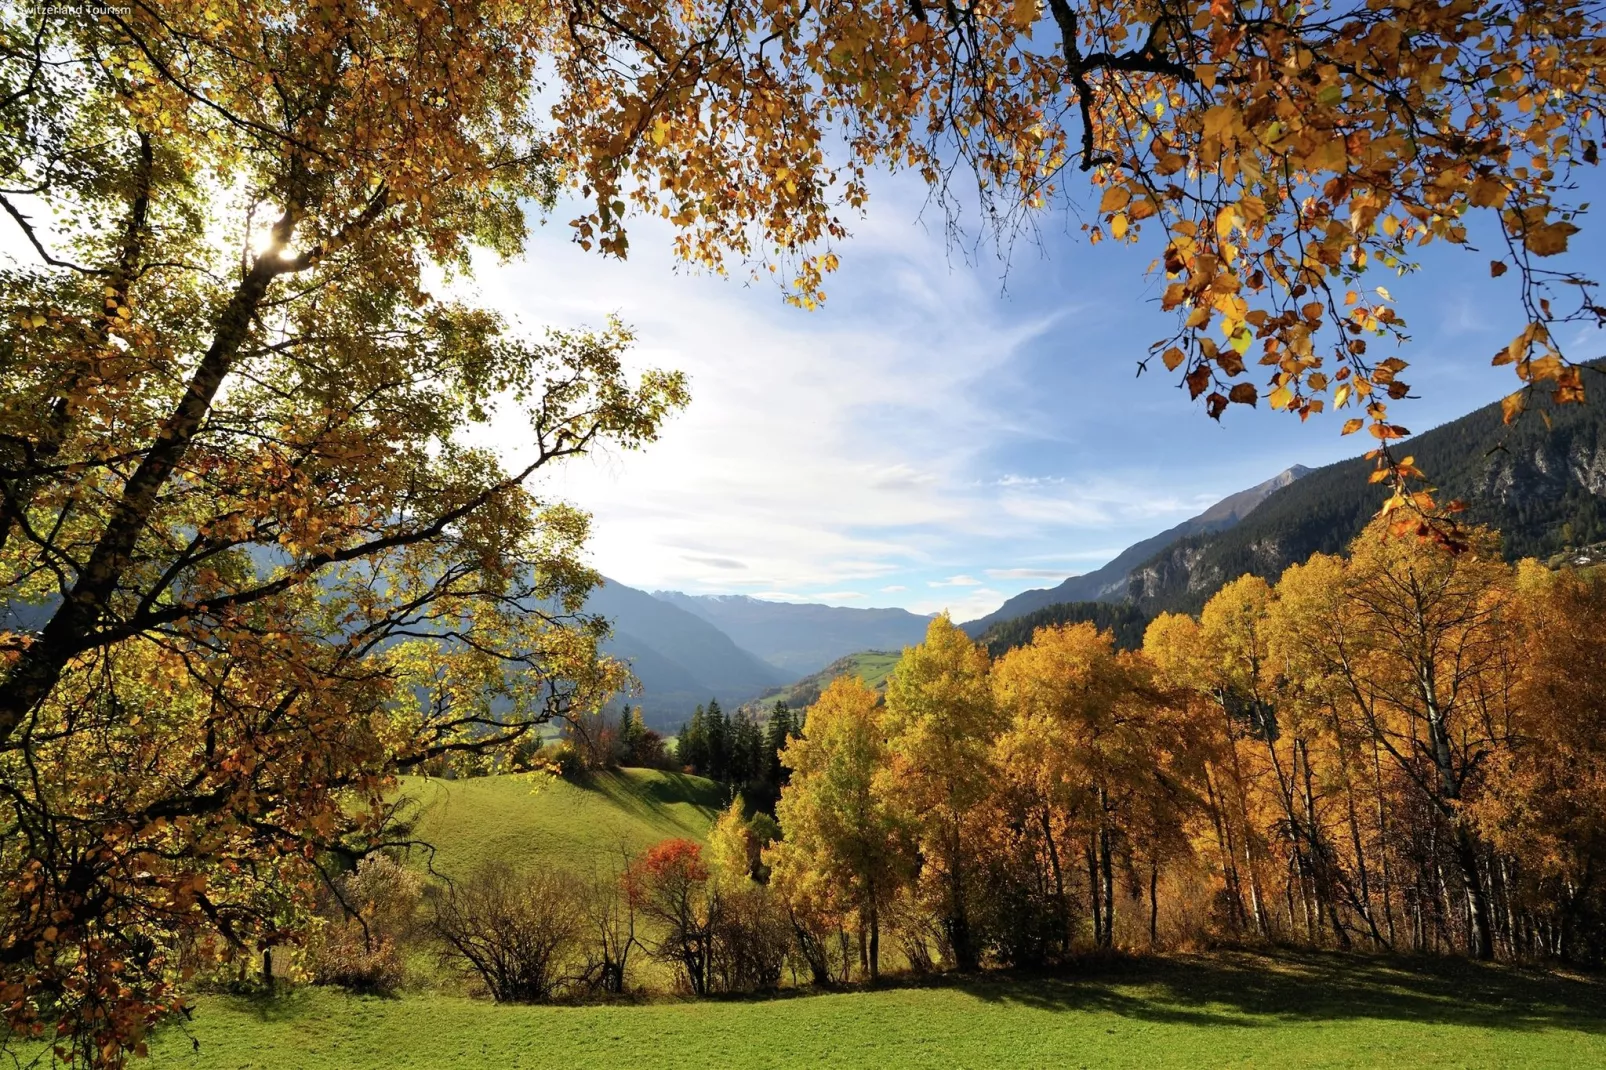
[396,768,726,879]
[143,951,1604,1069]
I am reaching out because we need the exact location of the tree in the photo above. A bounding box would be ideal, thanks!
[705,699,730,783]
[993,622,1185,952]
[679,706,710,774]
[1476,564,1606,964]
[627,839,717,995]
[0,5,704,1059]
[769,677,909,981]
[765,701,797,789]
[880,615,999,970]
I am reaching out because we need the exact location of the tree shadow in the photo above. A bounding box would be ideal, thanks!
[942,949,1606,1035]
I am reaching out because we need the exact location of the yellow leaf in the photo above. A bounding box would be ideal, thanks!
[1525,221,1578,257]
[1161,346,1185,371]
[1111,213,1129,239]
[1469,176,1507,208]
[1100,185,1132,213]
[1341,417,1363,435]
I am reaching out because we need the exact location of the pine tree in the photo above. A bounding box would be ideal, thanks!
[731,710,764,788]
[765,701,795,789]
[704,699,728,783]
[679,705,708,775]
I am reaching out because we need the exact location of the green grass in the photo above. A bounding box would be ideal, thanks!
[837,650,900,690]
[396,768,726,879]
[757,650,905,712]
[143,951,1605,1069]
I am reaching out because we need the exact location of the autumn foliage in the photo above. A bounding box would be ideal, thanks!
[2,0,1604,1062]
[768,532,1606,977]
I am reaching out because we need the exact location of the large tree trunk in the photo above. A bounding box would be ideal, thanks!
[0,245,288,744]
[1454,824,1496,960]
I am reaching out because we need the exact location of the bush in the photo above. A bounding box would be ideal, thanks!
[573,856,640,995]
[431,864,581,1002]
[306,855,422,994]
[710,882,789,992]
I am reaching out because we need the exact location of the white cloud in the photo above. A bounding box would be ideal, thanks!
[995,474,1064,487]
[907,589,1006,621]
[985,568,1073,580]
[460,186,1065,599]
[928,575,983,587]
[880,585,908,593]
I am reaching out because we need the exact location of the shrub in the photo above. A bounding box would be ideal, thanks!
[306,855,422,994]
[574,855,640,995]
[710,882,789,992]
[431,864,580,1002]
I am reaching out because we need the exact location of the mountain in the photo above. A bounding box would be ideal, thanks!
[585,579,792,728]
[651,592,934,675]
[960,465,1310,636]
[1126,374,1606,614]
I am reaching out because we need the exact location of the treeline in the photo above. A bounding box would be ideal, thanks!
[764,518,1606,977]
[677,699,798,810]
[306,521,1606,1008]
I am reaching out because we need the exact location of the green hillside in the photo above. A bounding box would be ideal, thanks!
[397,768,726,879]
[744,650,901,714]
[142,951,1605,1069]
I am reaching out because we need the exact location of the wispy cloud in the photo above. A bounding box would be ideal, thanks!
[683,554,747,570]
[985,568,1073,580]
[928,575,983,587]
[880,584,908,593]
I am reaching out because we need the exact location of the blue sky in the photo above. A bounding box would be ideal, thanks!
[471,171,1605,623]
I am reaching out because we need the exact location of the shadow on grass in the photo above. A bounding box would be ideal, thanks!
[586,769,724,836]
[934,949,1606,1035]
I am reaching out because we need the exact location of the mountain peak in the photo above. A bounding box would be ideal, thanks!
[1191,464,1310,526]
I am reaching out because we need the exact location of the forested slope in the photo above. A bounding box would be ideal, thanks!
[1128,374,1606,613]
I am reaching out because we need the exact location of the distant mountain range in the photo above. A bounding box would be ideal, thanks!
[651,592,933,675]
[597,376,1606,724]
[586,585,935,728]
[960,465,1309,636]
[584,580,791,727]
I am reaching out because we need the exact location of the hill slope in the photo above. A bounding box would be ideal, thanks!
[961,465,1309,636]
[742,650,902,713]
[652,592,933,676]
[397,769,725,879]
[1127,379,1606,614]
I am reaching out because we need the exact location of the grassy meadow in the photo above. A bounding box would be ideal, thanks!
[55,768,1597,1069]
[146,951,1605,1069]
[394,767,727,879]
